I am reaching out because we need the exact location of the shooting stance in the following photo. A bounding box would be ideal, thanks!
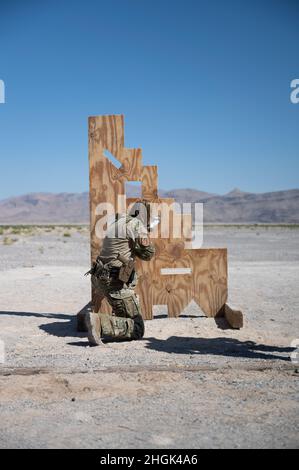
[85,202,156,346]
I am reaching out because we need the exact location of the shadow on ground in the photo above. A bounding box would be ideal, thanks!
[0,311,72,320]
[0,310,78,338]
[144,336,293,361]
[0,310,294,361]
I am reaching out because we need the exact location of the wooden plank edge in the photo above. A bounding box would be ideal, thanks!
[224,303,244,329]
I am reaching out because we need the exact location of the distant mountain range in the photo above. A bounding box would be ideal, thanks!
[0,187,298,224]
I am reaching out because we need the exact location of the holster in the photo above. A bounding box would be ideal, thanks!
[117,253,135,283]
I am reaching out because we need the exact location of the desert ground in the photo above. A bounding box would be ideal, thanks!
[0,225,298,449]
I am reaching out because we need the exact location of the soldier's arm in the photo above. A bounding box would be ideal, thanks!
[133,236,155,261]
[127,218,155,261]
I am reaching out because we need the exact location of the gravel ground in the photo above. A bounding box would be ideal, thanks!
[0,225,298,449]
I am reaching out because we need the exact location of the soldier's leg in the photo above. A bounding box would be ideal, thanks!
[100,288,145,340]
[86,275,106,345]
[98,312,135,339]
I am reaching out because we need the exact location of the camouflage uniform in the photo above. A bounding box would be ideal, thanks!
[91,214,155,341]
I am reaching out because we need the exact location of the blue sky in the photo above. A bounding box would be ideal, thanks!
[0,0,298,199]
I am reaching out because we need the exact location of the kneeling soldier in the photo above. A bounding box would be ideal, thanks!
[85,205,155,346]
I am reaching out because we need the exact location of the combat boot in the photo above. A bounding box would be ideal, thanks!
[86,311,103,346]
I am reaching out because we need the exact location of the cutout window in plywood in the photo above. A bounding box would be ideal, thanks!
[103,149,122,169]
[160,268,192,275]
[125,181,142,198]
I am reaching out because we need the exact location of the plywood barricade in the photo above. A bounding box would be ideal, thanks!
[83,114,243,328]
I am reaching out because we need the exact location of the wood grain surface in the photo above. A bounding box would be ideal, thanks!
[88,115,229,321]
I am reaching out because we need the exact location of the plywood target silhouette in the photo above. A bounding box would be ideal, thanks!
[86,114,243,328]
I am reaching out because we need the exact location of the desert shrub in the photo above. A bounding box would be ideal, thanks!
[3,237,17,245]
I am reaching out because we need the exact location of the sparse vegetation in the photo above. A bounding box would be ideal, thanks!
[0,225,35,236]
[200,224,299,229]
[0,224,90,238]
[11,227,22,234]
[3,236,17,245]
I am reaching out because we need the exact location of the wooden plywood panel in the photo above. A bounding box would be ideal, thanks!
[89,116,124,266]
[142,166,158,199]
[152,243,227,318]
[118,148,143,181]
[89,115,140,313]
[88,114,231,323]
[89,115,124,157]
[187,249,228,317]
[135,257,155,320]
[224,304,244,329]
[153,273,193,318]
